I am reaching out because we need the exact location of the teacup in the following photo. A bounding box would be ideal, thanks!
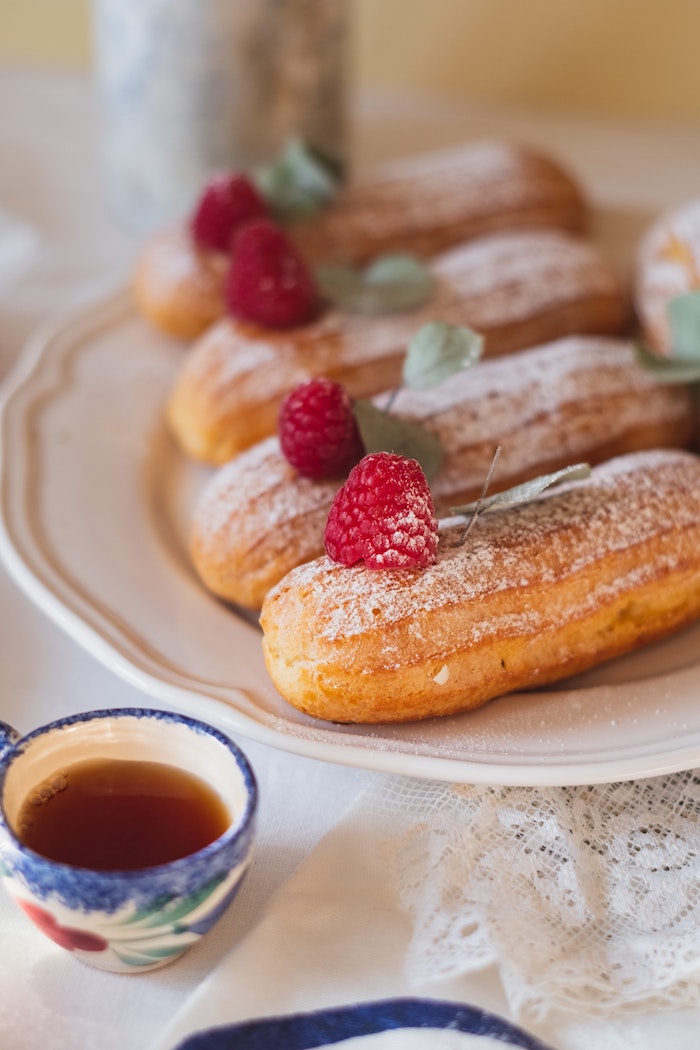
[0,707,257,973]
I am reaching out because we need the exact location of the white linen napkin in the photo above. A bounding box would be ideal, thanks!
[152,769,700,1050]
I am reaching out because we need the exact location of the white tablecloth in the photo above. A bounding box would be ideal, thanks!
[1,65,699,1050]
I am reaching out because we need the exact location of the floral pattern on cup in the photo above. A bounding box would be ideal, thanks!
[10,867,247,968]
[0,708,258,972]
[16,900,109,953]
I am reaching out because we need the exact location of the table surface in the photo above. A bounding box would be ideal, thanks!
[1,65,700,1050]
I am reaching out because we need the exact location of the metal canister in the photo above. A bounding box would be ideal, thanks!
[92,0,349,230]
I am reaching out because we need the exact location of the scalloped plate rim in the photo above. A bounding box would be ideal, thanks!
[1,290,700,786]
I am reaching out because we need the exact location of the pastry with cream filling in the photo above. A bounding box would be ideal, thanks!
[134,140,588,340]
[168,228,627,465]
[191,336,694,609]
[260,449,700,723]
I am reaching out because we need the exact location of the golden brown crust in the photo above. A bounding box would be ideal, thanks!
[167,229,628,464]
[191,337,694,610]
[133,140,587,340]
[260,449,700,724]
[192,443,337,610]
[133,227,228,341]
[288,140,587,264]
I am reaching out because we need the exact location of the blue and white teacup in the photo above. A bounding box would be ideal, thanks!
[0,708,257,973]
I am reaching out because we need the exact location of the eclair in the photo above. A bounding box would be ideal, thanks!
[634,197,700,357]
[288,138,587,265]
[260,449,700,724]
[191,336,694,610]
[133,227,230,342]
[167,228,628,465]
[134,140,588,340]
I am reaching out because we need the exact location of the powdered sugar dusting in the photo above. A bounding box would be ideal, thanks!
[275,449,700,647]
[192,336,692,587]
[141,226,227,297]
[192,435,338,551]
[431,230,620,329]
[172,228,622,431]
[404,335,692,503]
[291,139,585,262]
[324,452,438,569]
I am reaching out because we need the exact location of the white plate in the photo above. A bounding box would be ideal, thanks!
[1,290,700,786]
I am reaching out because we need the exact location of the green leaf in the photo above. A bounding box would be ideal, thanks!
[124,943,191,960]
[112,942,190,967]
[315,254,435,315]
[120,874,227,930]
[403,321,484,389]
[668,291,700,361]
[636,338,700,381]
[635,341,700,383]
[353,399,445,482]
[147,873,227,928]
[365,254,434,297]
[450,462,592,518]
[121,893,173,927]
[255,138,342,221]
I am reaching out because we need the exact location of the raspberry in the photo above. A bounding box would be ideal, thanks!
[190,173,268,252]
[279,378,365,479]
[324,452,439,569]
[225,219,318,328]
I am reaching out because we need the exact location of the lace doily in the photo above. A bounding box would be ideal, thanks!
[372,770,700,1023]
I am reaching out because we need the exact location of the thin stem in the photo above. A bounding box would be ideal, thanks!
[459,445,502,545]
[383,385,401,413]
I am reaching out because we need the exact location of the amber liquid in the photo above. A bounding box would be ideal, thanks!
[16,758,230,870]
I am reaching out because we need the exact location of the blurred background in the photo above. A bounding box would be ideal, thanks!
[1,0,699,124]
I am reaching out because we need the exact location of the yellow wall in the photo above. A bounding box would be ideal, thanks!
[0,0,91,67]
[355,0,700,123]
[0,0,698,123]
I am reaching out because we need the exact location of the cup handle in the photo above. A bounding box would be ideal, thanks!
[0,721,20,764]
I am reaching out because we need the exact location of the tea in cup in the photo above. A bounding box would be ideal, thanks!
[0,707,257,972]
